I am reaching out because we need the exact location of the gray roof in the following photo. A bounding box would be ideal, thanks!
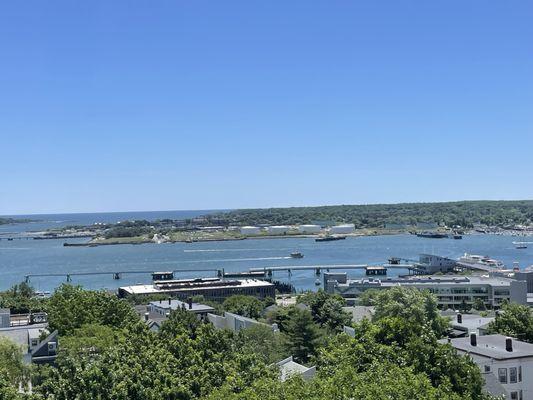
[0,323,48,348]
[150,299,215,313]
[447,314,495,333]
[276,356,316,382]
[444,334,533,360]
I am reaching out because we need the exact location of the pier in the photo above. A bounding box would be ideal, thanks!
[249,263,415,276]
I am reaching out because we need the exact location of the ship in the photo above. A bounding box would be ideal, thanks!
[290,252,304,258]
[315,235,347,242]
[416,232,448,239]
[514,242,528,249]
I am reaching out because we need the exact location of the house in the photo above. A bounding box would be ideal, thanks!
[0,323,58,364]
[443,334,533,399]
[135,298,215,332]
[276,356,316,382]
[207,312,278,333]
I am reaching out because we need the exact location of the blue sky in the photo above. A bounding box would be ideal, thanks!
[1,1,532,215]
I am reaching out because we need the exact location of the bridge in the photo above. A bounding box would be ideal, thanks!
[24,268,220,283]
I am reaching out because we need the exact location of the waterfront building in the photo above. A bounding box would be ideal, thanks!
[513,271,533,293]
[239,226,261,235]
[329,224,355,234]
[207,311,279,332]
[297,224,322,234]
[324,273,527,309]
[415,254,457,274]
[276,356,316,382]
[443,334,533,399]
[119,277,275,300]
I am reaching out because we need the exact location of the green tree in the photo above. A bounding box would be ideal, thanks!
[0,337,27,386]
[487,302,533,342]
[283,308,322,363]
[372,287,449,338]
[237,324,286,364]
[297,290,351,331]
[46,284,139,335]
[222,295,263,319]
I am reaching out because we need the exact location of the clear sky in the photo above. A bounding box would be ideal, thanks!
[1,1,532,215]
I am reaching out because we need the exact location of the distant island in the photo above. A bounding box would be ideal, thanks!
[0,217,34,225]
[51,200,533,246]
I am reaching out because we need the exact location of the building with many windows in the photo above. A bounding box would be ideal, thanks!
[324,273,527,309]
[443,334,533,400]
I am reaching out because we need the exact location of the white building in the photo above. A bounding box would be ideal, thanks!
[267,225,290,235]
[444,334,533,400]
[298,224,322,234]
[276,356,316,382]
[324,273,528,309]
[240,226,261,235]
[207,312,279,332]
[329,224,355,234]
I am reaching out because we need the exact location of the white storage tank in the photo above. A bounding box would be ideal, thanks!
[329,224,355,234]
[267,225,290,235]
[240,226,261,235]
[298,224,322,234]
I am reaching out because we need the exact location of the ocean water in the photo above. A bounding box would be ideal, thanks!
[0,212,532,292]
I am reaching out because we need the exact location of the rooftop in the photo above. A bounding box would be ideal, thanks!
[276,356,316,382]
[343,275,516,288]
[150,299,215,313]
[121,278,273,295]
[443,334,533,360]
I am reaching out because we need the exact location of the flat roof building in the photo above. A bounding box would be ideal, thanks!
[325,273,527,309]
[119,277,275,301]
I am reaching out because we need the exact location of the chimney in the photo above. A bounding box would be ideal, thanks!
[506,337,513,352]
[144,312,149,322]
[470,333,477,347]
[188,297,193,310]
[457,313,462,324]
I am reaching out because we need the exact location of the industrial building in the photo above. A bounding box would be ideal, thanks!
[119,277,275,300]
[324,273,527,309]
[240,226,261,235]
[267,225,290,235]
[329,224,355,234]
[298,224,322,234]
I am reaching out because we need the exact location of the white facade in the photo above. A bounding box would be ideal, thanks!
[298,224,322,234]
[267,225,290,235]
[207,312,278,332]
[240,226,261,235]
[329,224,355,234]
[445,334,533,400]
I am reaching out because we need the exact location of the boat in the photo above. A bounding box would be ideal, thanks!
[315,235,346,242]
[290,252,304,258]
[416,232,448,239]
[452,234,462,239]
[514,242,528,249]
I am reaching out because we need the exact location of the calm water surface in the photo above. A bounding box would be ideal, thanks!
[1,212,532,292]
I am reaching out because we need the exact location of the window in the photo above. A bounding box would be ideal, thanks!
[510,367,517,383]
[498,368,507,384]
[518,366,522,382]
[510,392,518,400]
[484,365,491,372]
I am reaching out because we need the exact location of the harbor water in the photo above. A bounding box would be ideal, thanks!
[1,212,532,292]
